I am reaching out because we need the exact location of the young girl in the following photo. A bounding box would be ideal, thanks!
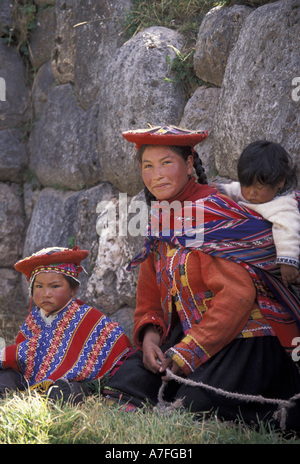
[0,246,132,403]
[218,140,300,286]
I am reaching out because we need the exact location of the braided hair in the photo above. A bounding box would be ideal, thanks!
[136,145,208,205]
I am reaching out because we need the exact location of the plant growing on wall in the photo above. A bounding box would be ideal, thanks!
[1,0,37,83]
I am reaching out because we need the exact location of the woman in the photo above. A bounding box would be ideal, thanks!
[103,126,300,429]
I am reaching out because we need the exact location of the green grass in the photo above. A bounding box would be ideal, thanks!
[0,390,299,444]
[122,0,219,42]
[122,0,224,96]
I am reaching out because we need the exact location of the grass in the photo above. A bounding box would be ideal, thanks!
[0,390,300,444]
[122,0,219,43]
[0,0,298,446]
[122,0,224,95]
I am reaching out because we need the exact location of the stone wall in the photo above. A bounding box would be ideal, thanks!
[0,0,299,341]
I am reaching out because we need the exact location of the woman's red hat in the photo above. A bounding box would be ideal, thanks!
[122,125,209,149]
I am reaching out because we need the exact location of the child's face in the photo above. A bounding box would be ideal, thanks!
[32,272,77,315]
[241,180,285,204]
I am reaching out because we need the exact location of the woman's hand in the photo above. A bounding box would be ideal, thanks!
[142,326,165,374]
[142,326,184,379]
[159,357,184,382]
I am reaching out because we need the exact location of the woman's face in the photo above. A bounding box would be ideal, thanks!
[141,146,193,201]
[32,272,77,315]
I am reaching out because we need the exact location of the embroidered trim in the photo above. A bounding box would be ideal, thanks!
[276,257,299,268]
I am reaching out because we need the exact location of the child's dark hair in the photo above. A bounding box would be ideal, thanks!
[136,145,208,205]
[237,140,297,192]
[63,275,80,291]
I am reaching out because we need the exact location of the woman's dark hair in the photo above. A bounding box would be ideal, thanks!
[136,144,208,205]
[237,140,297,192]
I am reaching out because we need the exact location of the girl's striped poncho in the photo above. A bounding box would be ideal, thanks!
[0,298,132,388]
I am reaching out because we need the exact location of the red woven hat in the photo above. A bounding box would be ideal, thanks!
[122,125,209,149]
[15,246,89,281]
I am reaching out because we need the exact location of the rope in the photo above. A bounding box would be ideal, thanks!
[156,368,300,430]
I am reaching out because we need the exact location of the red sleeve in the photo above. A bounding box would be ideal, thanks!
[167,254,257,375]
[133,253,167,348]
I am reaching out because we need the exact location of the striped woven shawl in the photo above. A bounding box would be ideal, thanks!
[127,191,300,326]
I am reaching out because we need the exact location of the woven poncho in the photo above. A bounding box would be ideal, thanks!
[0,298,132,387]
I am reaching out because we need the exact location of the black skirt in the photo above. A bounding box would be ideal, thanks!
[103,335,300,430]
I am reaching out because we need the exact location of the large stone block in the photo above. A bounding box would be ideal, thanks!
[0,183,25,267]
[96,26,188,195]
[214,0,300,182]
[194,5,252,87]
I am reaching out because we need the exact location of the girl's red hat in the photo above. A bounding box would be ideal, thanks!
[15,246,89,281]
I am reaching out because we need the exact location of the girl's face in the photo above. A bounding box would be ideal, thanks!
[32,272,77,315]
[241,179,285,204]
[141,146,193,201]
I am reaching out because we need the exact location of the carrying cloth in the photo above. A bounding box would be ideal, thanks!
[127,189,300,336]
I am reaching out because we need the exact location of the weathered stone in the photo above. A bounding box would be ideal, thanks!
[22,187,79,260]
[239,0,277,5]
[0,183,25,268]
[86,189,147,314]
[21,182,121,302]
[31,26,188,194]
[51,0,76,84]
[180,86,221,178]
[29,5,56,70]
[29,83,101,190]
[34,0,56,6]
[96,26,188,196]
[111,306,135,341]
[194,5,253,87]
[32,61,56,115]
[0,0,13,36]
[73,0,133,110]
[0,128,27,182]
[0,41,30,128]
[214,0,300,183]
[52,0,132,109]
[0,268,22,310]
[23,180,41,223]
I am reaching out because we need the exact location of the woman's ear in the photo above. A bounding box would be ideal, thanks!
[187,155,194,175]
